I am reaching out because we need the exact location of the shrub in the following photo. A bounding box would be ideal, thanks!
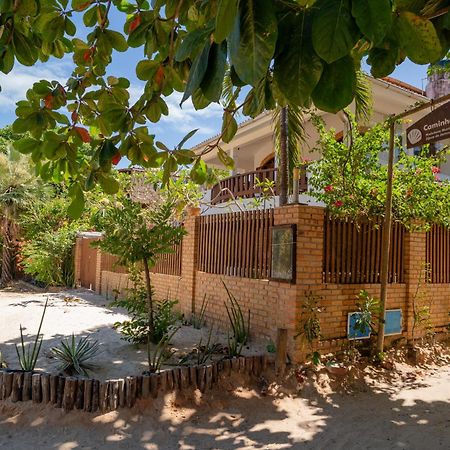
[113,269,181,344]
[51,334,100,376]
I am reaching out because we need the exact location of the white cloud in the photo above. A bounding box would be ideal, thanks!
[0,59,72,109]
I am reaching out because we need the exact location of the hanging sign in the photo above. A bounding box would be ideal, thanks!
[406,101,450,148]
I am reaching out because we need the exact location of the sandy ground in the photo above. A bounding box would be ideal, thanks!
[0,286,266,380]
[0,364,448,449]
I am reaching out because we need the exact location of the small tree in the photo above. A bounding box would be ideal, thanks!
[94,190,185,339]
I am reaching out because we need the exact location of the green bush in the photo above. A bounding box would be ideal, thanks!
[21,225,76,286]
[113,271,181,344]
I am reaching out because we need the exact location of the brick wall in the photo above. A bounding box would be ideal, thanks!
[74,205,450,362]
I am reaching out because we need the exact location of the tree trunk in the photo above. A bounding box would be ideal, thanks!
[1,208,14,286]
[376,122,395,356]
[279,106,289,206]
[142,257,155,338]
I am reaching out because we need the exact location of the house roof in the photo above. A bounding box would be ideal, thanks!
[192,76,427,152]
[381,77,425,96]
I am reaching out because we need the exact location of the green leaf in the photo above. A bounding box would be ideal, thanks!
[396,12,441,64]
[68,185,85,219]
[72,0,93,11]
[106,30,128,52]
[199,42,227,102]
[221,111,238,144]
[16,0,37,16]
[229,0,278,85]
[215,0,239,43]
[136,59,159,81]
[12,32,38,66]
[175,27,212,62]
[181,41,211,105]
[312,0,359,64]
[13,137,39,154]
[99,174,120,194]
[367,46,398,78]
[218,147,235,169]
[99,139,118,168]
[312,56,356,113]
[190,159,207,184]
[177,129,198,149]
[351,0,392,45]
[274,13,323,107]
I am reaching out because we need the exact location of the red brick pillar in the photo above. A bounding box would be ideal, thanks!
[74,237,82,287]
[178,211,200,318]
[273,204,325,362]
[95,248,103,294]
[403,228,427,341]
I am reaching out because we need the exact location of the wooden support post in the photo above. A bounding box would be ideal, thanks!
[109,380,119,410]
[276,328,288,375]
[136,375,143,399]
[11,372,23,403]
[142,375,150,398]
[32,373,41,403]
[83,379,93,412]
[99,381,109,413]
[3,372,13,399]
[41,373,50,404]
[377,122,395,355]
[91,380,99,412]
[50,375,58,404]
[56,376,65,408]
[150,374,159,398]
[63,377,77,412]
[75,379,84,410]
[118,379,125,408]
[22,372,32,401]
[189,366,197,388]
[180,367,190,389]
[197,366,206,392]
[0,372,4,400]
[205,364,213,389]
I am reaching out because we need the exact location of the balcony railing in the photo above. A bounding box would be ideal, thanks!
[210,167,308,205]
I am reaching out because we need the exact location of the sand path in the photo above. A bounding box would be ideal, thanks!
[0,364,448,449]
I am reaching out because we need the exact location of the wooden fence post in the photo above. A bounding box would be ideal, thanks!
[275,328,288,375]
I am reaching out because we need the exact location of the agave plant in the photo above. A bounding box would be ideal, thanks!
[15,297,48,371]
[51,334,100,377]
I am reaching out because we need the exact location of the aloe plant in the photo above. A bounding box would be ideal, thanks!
[147,327,179,373]
[223,281,250,345]
[15,297,48,371]
[192,294,208,329]
[51,334,100,377]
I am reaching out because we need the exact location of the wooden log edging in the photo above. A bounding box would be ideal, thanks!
[0,355,267,413]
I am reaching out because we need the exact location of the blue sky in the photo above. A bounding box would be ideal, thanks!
[0,11,431,153]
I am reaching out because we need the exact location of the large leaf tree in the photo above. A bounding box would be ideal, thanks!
[2,0,449,211]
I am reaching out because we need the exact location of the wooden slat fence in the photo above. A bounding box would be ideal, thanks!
[198,209,274,279]
[101,243,182,277]
[101,253,127,274]
[151,243,182,276]
[323,215,405,284]
[426,224,450,283]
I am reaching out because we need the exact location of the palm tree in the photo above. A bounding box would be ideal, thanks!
[0,144,37,286]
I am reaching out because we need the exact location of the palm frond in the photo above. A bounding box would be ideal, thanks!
[354,70,373,124]
[272,104,307,178]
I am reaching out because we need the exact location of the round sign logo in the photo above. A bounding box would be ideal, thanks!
[408,128,422,145]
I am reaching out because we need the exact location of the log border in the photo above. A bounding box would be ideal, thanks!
[0,355,267,413]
